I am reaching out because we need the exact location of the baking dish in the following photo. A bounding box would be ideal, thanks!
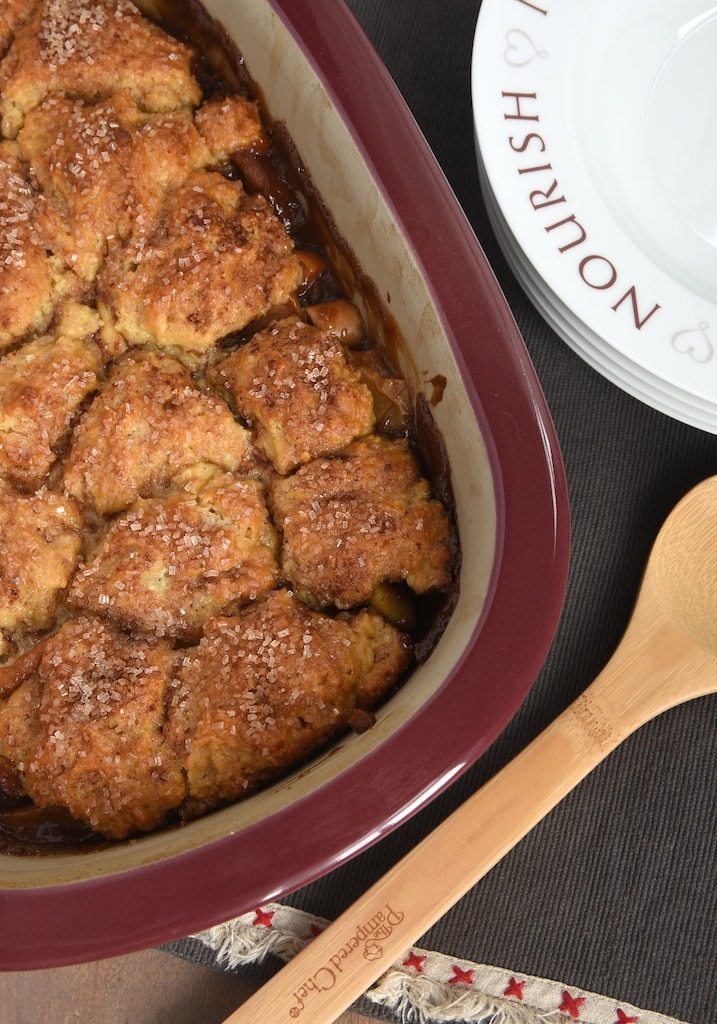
[0,0,569,968]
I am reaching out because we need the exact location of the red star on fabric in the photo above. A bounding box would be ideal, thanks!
[449,964,475,985]
[615,1010,639,1024]
[252,907,275,928]
[403,952,427,972]
[504,977,526,1000]
[559,991,586,1018]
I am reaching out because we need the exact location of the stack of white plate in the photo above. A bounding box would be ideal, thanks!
[472,0,717,432]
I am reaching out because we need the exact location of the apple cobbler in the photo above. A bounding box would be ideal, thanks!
[0,0,457,845]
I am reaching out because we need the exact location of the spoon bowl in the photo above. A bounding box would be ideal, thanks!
[227,475,717,1024]
[651,474,717,657]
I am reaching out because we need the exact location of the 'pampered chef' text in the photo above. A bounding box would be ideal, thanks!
[289,904,404,1018]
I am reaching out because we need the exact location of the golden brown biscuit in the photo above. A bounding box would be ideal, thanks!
[69,464,279,640]
[168,589,412,810]
[271,435,454,608]
[0,0,38,58]
[0,302,104,490]
[195,94,266,161]
[97,170,303,354]
[17,91,210,281]
[0,482,83,659]
[64,348,254,515]
[0,0,201,138]
[0,613,186,839]
[208,317,375,473]
[0,140,73,350]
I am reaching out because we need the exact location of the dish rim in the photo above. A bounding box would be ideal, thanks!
[0,0,570,968]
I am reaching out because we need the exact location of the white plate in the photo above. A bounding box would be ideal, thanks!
[482,178,717,430]
[472,0,717,431]
[478,153,717,429]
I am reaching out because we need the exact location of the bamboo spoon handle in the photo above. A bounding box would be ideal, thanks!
[225,606,708,1024]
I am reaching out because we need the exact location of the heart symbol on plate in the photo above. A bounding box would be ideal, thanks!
[671,322,714,364]
[503,29,548,67]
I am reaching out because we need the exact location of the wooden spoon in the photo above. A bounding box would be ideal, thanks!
[225,475,717,1024]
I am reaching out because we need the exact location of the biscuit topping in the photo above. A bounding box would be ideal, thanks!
[0,0,457,845]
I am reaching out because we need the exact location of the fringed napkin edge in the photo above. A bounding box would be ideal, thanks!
[193,902,690,1024]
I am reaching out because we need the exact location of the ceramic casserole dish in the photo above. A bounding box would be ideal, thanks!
[0,0,569,968]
